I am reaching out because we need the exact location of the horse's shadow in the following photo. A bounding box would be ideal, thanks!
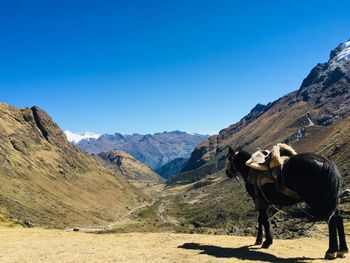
[178,243,319,263]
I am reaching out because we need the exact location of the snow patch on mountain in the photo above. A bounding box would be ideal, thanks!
[64,130,101,144]
[329,40,350,71]
[334,40,350,62]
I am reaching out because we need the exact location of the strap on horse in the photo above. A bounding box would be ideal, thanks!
[268,163,301,200]
[253,167,301,206]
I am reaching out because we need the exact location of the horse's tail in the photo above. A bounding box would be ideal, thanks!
[313,160,342,218]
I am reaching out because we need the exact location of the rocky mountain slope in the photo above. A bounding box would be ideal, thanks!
[77,131,208,170]
[294,115,350,186]
[97,150,164,188]
[171,39,350,184]
[0,103,145,228]
[155,158,188,180]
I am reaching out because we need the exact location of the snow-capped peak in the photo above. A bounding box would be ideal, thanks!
[64,130,101,144]
[333,40,350,63]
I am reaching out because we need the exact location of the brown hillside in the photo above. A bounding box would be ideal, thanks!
[97,150,164,188]
[0,103,145,228]
[294,116,350,185]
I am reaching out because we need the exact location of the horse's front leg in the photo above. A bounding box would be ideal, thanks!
[255,217,263,245]
[259,208,273,248]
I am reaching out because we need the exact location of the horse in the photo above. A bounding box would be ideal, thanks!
[226,146,348,260]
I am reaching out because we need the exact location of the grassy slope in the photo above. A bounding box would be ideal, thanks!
[294,116,350,185]
[0,103,146,228]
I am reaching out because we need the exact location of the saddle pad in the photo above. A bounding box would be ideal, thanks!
[245,150,270,170]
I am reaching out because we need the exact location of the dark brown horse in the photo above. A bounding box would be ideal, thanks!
[226,146,348,259]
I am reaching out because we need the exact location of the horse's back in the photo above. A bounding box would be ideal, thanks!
[282,153,341,217]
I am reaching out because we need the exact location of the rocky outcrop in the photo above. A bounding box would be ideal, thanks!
[97,150,163,187]
[0,103,144,228]
[77,131,208,170]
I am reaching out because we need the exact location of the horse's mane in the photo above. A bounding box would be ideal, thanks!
[238,150,251,159]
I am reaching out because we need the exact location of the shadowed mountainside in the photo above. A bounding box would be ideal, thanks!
[155,157,188,180]
[0,103,145,228]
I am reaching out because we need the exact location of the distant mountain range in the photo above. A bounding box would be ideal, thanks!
[74,131,209,171]
[170,38,350,184]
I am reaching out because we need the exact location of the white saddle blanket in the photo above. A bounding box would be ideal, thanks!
[246,143,297,171]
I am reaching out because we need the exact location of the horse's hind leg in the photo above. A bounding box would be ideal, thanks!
[325,212,338,260]
[336,211,348,258]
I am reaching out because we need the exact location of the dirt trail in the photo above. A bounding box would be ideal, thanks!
[73,184,181,233]
[72,200,157,233]
[158,198,180,226]
[119,201,156,221]
[1,227,348,263]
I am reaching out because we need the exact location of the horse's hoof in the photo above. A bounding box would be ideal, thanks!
[261,241,272,249]
[324,252,337,260]
[254,241,263,245]
[337,250,348,258]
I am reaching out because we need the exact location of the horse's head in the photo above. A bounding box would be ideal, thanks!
[226,146,240,178]
[226,146,251,180]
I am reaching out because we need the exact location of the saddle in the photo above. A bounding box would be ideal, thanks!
[245,143,297,171]
[245,143,300,202]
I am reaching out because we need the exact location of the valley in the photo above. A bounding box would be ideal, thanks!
[1,36,350,262]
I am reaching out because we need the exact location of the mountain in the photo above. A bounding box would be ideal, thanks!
[64,130,101,144]
[170,39,350,184]
[155,157,189,180]
[77,131,208,170]
[97,150,164,188]
[0,103,145,228]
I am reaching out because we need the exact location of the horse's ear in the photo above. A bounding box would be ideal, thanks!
[228,146,235,156]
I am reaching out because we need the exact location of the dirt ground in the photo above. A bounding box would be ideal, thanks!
[1,227,349,263]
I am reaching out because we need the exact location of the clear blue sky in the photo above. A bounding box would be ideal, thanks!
[1,0,350,135]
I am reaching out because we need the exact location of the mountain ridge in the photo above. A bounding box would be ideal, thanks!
[0,102,145,228]
[171,38,350,184]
